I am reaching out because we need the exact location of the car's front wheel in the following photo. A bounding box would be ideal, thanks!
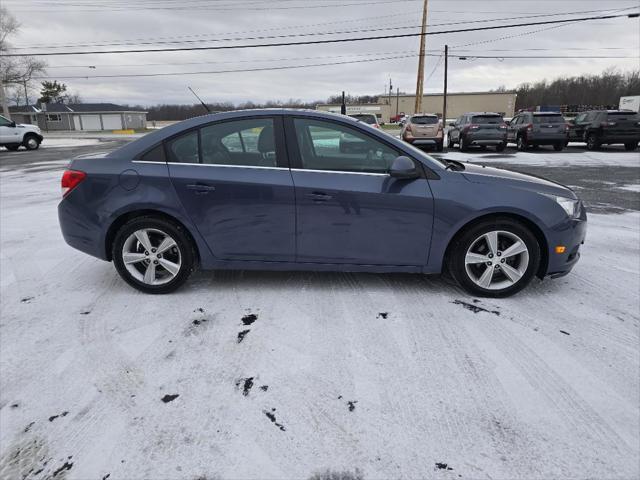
[23,134,41,151]
[516,135,528,151]
[459,136,468,151]
[586,133,600,151]
[448,218,541,297]
[624,142,638,151]
[112,217,196,294]
[553,142,564,151]
[495,142,506,152]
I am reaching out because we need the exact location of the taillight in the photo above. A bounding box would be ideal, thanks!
[600,121,616,127]
[499,123,507,129]
[526,123,533,131]
[405,125,412,133]
[61,169,86,197]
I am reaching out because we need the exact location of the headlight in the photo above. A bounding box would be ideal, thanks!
[546,195,580,218]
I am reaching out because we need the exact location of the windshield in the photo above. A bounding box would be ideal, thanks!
[400,141,449,170]
[349,114,377,125]
[411,116,439,125]
[532,114,564,124]
[470,115,503,124]
[609,112,640,121]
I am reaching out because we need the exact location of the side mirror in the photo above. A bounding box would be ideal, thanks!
[504,120,511,126]
[389,156,419,179]
[9,121,16,128]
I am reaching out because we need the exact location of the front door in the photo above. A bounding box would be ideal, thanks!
[287,117,434,266]
[0,115,18,144]
[167,116,296,262]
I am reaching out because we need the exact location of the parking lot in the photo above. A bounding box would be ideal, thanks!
[0,140,639,479]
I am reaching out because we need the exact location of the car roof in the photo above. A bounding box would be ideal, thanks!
[466,112,502,116]
[532,111,563,115]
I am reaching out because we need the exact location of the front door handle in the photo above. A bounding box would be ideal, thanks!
[186,183,216,194]
[306,192,333,201]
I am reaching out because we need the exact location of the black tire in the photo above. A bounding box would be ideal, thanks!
[586,133,600,151]
[459,135,468,152]
[516,135,528,151]
[5,144,20,151]
[495,143,506,152]
[112,216,196,294]
[435,141,444,152]
[447,217,541,298]
[23,134,41,151]
[553,143,564,152]
[624,142,638,151]
[447,134,455,149]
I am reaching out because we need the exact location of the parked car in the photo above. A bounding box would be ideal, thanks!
[401,114,444,151]
[0,115,43,151]
[447,113,507,152]
[568,110,639,151]
[58,109,586,298]
[348,113,380,129]
[507,111,568,151]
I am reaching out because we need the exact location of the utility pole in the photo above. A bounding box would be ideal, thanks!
[396,87,400,119]
[341,91,346,115]
[442,44,448,124]
[0,81,10,119]
[414,0,429,115]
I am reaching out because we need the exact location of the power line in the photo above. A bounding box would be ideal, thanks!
[3,12,636,57]
[14,7,632,49]
[32,53,638,80]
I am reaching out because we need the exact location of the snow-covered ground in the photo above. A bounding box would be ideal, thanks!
[0,163,639,479]
[40,138,103,149]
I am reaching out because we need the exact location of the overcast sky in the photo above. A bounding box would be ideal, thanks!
[4,0,639,106]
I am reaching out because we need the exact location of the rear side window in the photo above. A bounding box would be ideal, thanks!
[166,130,199,164]
[200,118,276,167]
[471,115,503,124]
[140,144,166,162]
[532,114,564,124]
[349,114,377,125]
[411,116,439,125]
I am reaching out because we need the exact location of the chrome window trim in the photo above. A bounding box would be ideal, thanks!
[166,162,288,171]
[291,168,389,177]
[132,160,167,165]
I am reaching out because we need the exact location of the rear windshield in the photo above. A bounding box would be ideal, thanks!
[411,116,439,125]
[471,115,503,124]
[533,114,565,124]
[349,114,377,125]
[608,112,640,121]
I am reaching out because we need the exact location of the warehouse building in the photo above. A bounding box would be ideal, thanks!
[317,91,517,123]
[8,103,148,131]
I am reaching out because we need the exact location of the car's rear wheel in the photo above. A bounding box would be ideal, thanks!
[586,133,600,151]
[459,136,468,151]
[624,142,638,151]
[447,134,454,148]
[495,143,506,152]
[113,217,196,294]
[516,135,528,151]
[23,134,41,151]
[448,218,541,298]
[553,143,564,151]
[435,141,444,152]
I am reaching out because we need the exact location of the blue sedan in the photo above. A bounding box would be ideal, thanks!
[58,109,587,297]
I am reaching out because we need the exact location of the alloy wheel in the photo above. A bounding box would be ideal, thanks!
[26,137,38,149]
[122,228,182,285]
[464,230,529,290]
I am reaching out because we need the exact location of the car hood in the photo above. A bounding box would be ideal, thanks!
[460,162,577,199]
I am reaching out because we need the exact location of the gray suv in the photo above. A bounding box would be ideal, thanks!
[507,111,568,151]
[447,113,507,152]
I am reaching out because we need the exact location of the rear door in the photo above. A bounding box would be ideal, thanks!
[287,116,434,266]
[167,116,296,262]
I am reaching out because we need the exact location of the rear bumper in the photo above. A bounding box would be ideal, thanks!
[465,133,507,145]
[58,194,109,261]
[544,206,587,278]
[406,138,440,145]
[468,139,505,146]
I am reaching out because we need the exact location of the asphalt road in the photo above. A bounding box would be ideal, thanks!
[1,141,638,214]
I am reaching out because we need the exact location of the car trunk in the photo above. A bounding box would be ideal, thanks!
[410,117,439,137]
[532,115,566,134]
[605,114,640,136]
[470,115,505,137]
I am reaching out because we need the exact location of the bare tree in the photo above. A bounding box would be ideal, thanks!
[0,7,47,118]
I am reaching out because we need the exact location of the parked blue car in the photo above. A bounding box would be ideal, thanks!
[58,109,587,297]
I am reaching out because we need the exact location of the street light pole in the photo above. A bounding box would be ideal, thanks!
[443,44,449,124]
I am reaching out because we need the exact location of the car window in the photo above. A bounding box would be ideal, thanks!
[533,114,564,124]
[471,115,503,124]
[0,115,13,127]
[293,118,400,174]
[201,118,277,167]
[575,113,586,122]
[411,116,439,125]
[349,114,377,125]
[166,130,199,164]
[140,143,166,162]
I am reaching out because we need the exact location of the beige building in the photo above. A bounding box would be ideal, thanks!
[317,91,517,123]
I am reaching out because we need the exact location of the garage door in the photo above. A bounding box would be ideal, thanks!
[79,115,101,130]
[102,114,123,130]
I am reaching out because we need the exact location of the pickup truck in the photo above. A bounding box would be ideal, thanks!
[0,114,44,151]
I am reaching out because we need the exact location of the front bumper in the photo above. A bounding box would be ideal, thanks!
[544,205,587,278]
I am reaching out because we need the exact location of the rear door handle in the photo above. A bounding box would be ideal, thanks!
[305,192,333,201]
[186,183,216,194]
